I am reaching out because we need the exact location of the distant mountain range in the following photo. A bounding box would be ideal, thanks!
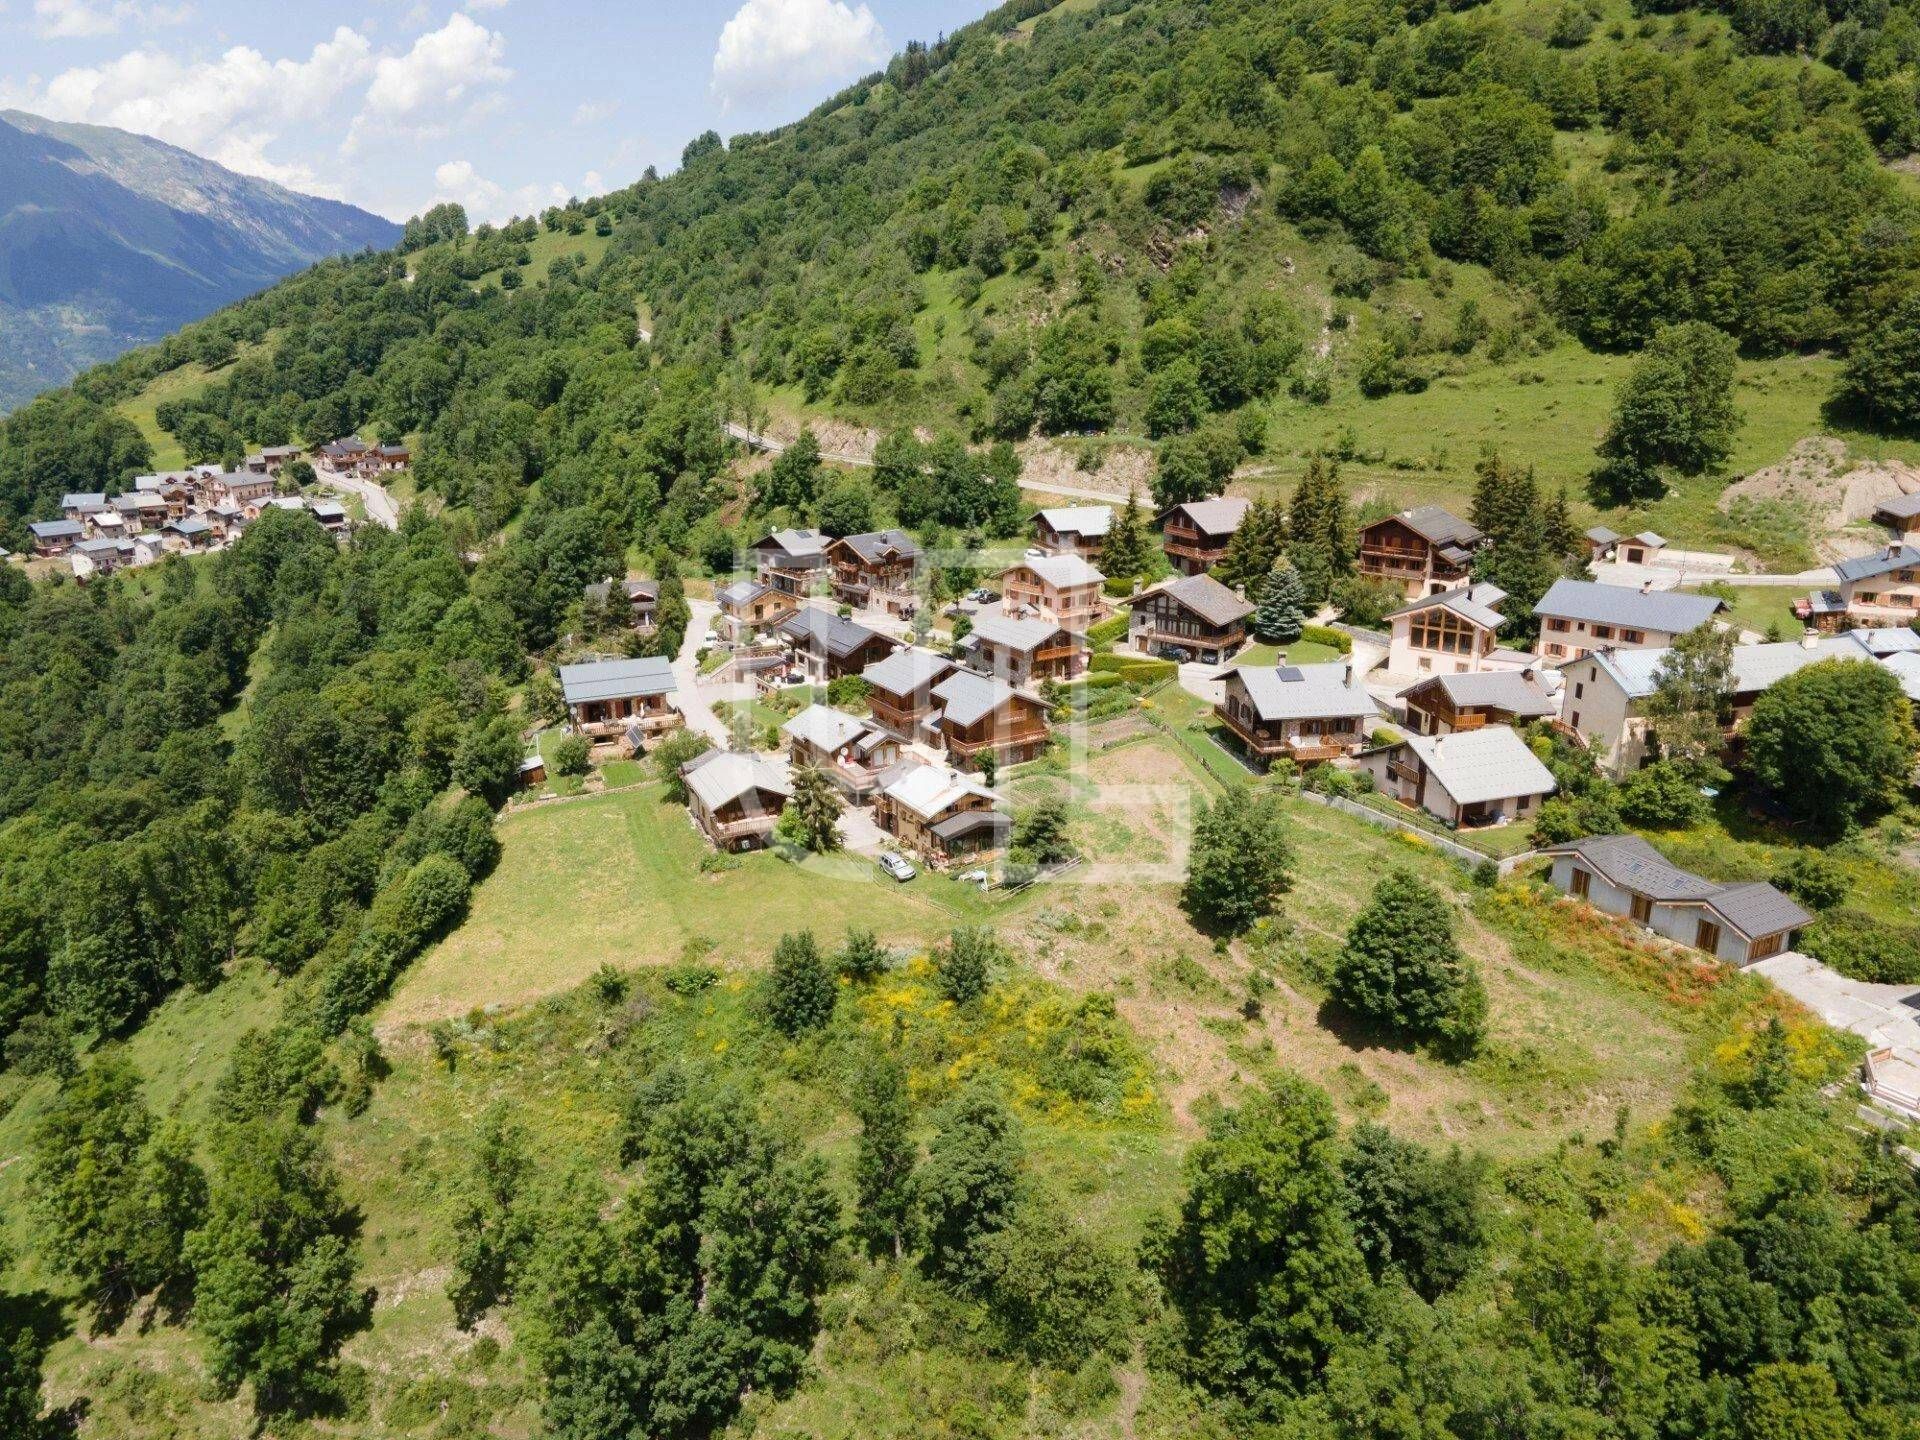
[0,110,399,413]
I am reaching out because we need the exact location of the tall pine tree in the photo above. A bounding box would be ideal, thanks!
[1102,490,1153,581]
[1254,560,1308,643]
[1217,495,1288,589]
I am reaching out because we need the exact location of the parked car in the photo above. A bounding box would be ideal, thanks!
[879,852,917,882]
[967,587,1000,604]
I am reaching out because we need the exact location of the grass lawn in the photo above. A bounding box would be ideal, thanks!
[1347,789,1540,860]
[387,781,1023,1025]
[1679,583,1803,640]
[116,342,271,469]
[1236,639,1345,668]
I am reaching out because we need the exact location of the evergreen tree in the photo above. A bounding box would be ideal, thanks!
[1288,457,1351,580]
[1183,786,1293,934]
[1217,494,1288,590]
[786,761,844,853]
[1101,489,1153,581]
[1330,870,1487,1055]
[936,926,1000,1004]
[1253,559,1308,643]
[835,926,889,981]
[759,428,824,512]
[852,1048,918,1258]
[767,930,838,1037]
[1646,622,1737,781]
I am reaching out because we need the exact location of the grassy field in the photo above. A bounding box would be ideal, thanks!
[1678,583,1804,640]
[388,780,1017,1025]
[116,339,273,469]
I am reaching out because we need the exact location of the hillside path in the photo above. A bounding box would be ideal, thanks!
[321,468,401,530]
[671,598,753,745]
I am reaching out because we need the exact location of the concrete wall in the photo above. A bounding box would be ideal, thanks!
[1559,658,1648,776]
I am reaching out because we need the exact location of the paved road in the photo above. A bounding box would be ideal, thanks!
[1592,558,1835,592]
[319,466,401,530]
[671,598,755,746]
[1750,952,1920,1056]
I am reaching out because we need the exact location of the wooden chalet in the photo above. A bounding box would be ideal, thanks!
[962,612,1086,686]
[681,750,790,852]
[782,704,901,799]
[558,656,681,746]
[874,762,1009,864]
[716,579,797,640]
[998,553,1108,632]
[1031,505,1113,559]
[1158,497,1251,576]
[828,529,922,616]
[1356,506,1483,599]
[930,669,1051,766]
[1874,493,1920,537]
[862,648,956,745]
[1216,662,1380,767]
[1128,573,1253,665]
[776,607,899,682]
[751,529,832,597]
[1399,669,1558,737]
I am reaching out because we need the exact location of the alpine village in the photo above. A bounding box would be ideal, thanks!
[6,1,1920,1438]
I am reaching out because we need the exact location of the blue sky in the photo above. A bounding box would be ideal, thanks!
[0,0,993,222]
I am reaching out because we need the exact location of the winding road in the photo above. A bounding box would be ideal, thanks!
[319,467,401,530]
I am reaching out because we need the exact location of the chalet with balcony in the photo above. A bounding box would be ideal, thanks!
[1032,505,1112,559]
[1534,579,1724,662]
[863,648,956,744]
[716,579,797,641]
[318,436,371,469]
[931,670,1051,766]
[1159,496,1251,576]
[160,516,215,553]
[1129,573,1252,665]
[778,607,899,682]
[558,656,681,746]
[782,704,900,800]
[1399,669,1558,737]
[71,537,141,579]
[681,749,791,852]
[360,444,411,475]
[208,471,275,506]
[1874,493,1920,538]
[29,520,83,556]
[1384,582,1520,677]
[585,577,660,633]
[245,445,303,475]
[874,762,1008,864]
[134,474,196,518]
[1795,544,1920,632]
[1216,662,1379,768]
[1362,725,1555,829]
[61,492,110,526]
[1541,834,1809,965]
[1356,506,1484,599]
[962,612,1086,686]
[751,528,832,597]
[999,553,1108,632]
[828,529,922,616]
[111,492,169,531]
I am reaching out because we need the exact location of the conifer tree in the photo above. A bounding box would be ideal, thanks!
[1330,871,1486,1056]
[786,761,844,853]
[1254,559,1307,643]
[853,1048,918,1258]
[1102,490,1153,581]
[767,930,838,1036]
[1218,495,1288,589]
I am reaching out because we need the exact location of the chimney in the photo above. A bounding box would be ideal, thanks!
[1801,629,1820,650]
[1891,543,1903,561]
[1343,658,1354,686]
[1640,580,1653,594]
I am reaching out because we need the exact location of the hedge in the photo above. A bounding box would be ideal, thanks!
[1301,623,1353,653]
[1086,614,1131,652]
[1091,653,1177,683]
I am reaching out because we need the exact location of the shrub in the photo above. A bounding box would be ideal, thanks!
[767,931,837,1036]
[1799,908,1920,984]
[1086,614,1131,652]
[1617,761,1706,828]
[1090,653,1177,682]
[550,734,591,778]
[1770,852,1849,911]
[937,926,1002,1004]
[1300,623,1353,652]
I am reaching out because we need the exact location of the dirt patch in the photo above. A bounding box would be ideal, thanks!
[1015,437,1156,497]
[1722,437,1920,562]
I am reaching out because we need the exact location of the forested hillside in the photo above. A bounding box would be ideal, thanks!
[2,0,1920,1437]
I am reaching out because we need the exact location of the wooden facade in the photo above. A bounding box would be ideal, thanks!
[1158,498,1251,577]
[1128,578,1251,665]
[941,692,1050,765]
[1214,672,1369,766]
[999,562,1108,632]
[1356,509,1480,599]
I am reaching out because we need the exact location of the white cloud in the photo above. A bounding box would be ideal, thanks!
[431,157,585,226]
[711,0,887,110]
[361,13,510,124]
[572,98,617,127]
[33,0,192,40]
[30,26,375,197]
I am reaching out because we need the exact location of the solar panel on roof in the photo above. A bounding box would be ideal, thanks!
[1276,666,1303,682]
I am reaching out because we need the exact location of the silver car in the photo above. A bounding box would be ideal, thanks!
[879,852,917,882]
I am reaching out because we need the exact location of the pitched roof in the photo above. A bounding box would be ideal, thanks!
[965,611,1075,653]
[1586,525,1621,544]
[1835,545,1920,584]
[1542,834,1812,938]
[1633,531,1667,548]
[882,762,997,820]
[1161,496,1251,536]
[1881,651,1920,703]
[1007,552,1104,589]
[1036,505,1113,538]
[1155,572,1254,628]
[862,646,954,694]
[682,750,790,811]
[1581,635,1876,702]
[29,519,83,539]
[717,579,772,607]
[1386,581,1508,632]
[1389,505,1483,563]
[783,704,869,753]
[1400,726,1556,805]
[931,669,1020,727]
[1849,626,1920,656]
[61,492,107,510]
[1233,662,1379,723]
[752,528,830,562]
[1532,578,1724,634]
[835,528,923,564]
[1405,669,1557,717]
[558,655,677,705]
[1874,493,1920,520]
[777,607,892,659]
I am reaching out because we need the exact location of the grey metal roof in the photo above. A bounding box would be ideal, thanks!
[863,647,953,694]
[1234,662,1378,723]
[682,750,789,811]
[1006,552,1104,588]
[1036,505,1113,538]
[965,611,1074,653]
[1393,506,1482,562]
[1874,493,1920,520]
[930,809,1012,842]
[1882,651,1920,703]
[1154,572,1253,628]
[1633,531,1666,548]
[835,529,922,564]
[931,669,1016,727]
[1706,882,1813,940]
[1400,726,1556,806]
[783,704,868,753]
[717,579,772,607]
[61,492,107,510]
[1582,635,1876,702]
[1533,578,1724,634]
[1386,581,1508,632]
[778,607,891,660]
[29,519,83,538]
[1849,626,1920,656]
[558,656,677,705]
[1409,669,1557,716]
[1835,545,1920,584]
[1542,834,1722,901]
[1160,496,1250,536]
[883,762,997,820]
[1586,526,1621,544]
[753,528,830,562]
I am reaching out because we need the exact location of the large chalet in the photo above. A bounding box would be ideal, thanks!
[999,554,1108,632]
[1128,573,1252,665]
[827,529,922,616]
[1216,662,1380,767]
[1356,506,1483,599]
[1158,496,1251,576]
[962,612,1087,686]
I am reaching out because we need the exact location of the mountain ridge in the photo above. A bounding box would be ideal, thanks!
[0,109,399,413]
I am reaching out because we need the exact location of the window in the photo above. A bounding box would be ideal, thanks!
[1592,624,1614,641]
[1570,710,1581,728]
[1409,607,1481,655]
[1621,629,1644,644]
[1630,894,1653,925]
[1570,867,1590,898]
[1574,682,1584,700]
[1694,919,1721,954]
[1546,617,1569,632]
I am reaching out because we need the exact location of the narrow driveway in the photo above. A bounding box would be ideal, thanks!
[1749,952,1920,1055]
[1593,558,1834,591]
[671,598,752,746]
[319,467,401,530]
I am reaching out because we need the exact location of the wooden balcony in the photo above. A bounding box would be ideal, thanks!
[1287,736,1351,763]
[708,814,779,845]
